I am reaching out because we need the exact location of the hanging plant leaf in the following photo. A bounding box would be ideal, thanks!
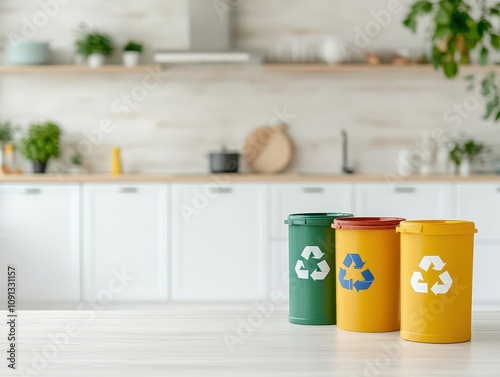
[443,60,458,77]
[403,0,500,122]
[484,99,499,119]
[480,46,489,64]
[491,34,500,48]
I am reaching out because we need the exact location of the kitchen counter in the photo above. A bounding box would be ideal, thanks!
[0,173,499,182]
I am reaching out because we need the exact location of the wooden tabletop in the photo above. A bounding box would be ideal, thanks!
[10,309,500,376]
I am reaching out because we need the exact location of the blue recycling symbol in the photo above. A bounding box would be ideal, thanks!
[338,253,374,292]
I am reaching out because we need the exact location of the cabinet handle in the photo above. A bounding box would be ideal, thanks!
[209,187,233,194]
[302,187,325,194]
[394,187,416,194]
[24,188,41,195]
[120,187,138,194]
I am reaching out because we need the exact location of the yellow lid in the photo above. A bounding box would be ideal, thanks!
[396,220,477,235]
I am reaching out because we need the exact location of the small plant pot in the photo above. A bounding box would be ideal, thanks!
[459,159,471,177]
[123,51,140,67]
[88,53,106,68]
[33,161,47,174]
[69,166,85,175]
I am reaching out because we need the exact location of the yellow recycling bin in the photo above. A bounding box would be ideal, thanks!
[397,220,477,344]
[332,217,405,332]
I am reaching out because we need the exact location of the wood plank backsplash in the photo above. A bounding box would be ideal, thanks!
[0,0,498,174]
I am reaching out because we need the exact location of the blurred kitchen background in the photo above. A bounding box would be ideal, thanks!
[0,1,499,311]
[0,0,498,175]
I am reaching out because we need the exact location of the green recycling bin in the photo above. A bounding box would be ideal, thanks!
[285,212,353,325]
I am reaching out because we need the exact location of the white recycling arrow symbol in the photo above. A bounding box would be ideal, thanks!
[431,271,453,295]
[410,272,427,293]
[301,246,325,260]
[294,246,330,281]
[295,260,308,280]
[419,256,446,271]
[410,255,453,295]
[311,260,330,281]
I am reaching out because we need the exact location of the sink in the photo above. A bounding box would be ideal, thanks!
[297,171,355,176]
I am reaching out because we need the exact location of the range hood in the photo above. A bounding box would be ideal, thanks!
[154,0,260,64]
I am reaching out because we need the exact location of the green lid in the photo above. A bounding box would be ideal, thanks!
[285,212,353,227]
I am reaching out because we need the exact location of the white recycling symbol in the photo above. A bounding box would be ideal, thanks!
[411,256,453,295]
[295,246,330,281]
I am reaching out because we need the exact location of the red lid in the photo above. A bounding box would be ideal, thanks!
[332,217,405,230]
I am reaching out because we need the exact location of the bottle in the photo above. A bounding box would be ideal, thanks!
[0,144,4,175]
[111,147,122,175]
[436,145,451,175]
[2,144,15,174]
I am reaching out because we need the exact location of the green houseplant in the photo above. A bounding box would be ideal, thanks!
[124,41,143,53]
[70,152,82,167]
[75,28,114,68]
[123,41,143,67]
[404,0,500,120]
[69,151,85,174]
[450,138,488,175]
[0,121,14,146]
[19,121,61,174]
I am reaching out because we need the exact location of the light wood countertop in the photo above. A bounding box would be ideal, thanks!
[0,173,500,183]
[12,309,500,376]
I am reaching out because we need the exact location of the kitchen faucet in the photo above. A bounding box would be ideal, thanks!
[341,130,354,174]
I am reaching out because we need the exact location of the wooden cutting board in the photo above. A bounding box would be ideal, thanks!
[242,123,293,173]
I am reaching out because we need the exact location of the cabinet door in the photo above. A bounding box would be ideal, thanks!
[0,184,80,306]
[355,183,453,219]
[271,183,353,238]
[457,183,500,241]
[83,184,168,301]
[270,241,289,302]
[473,245,500,310]
[172,183,267,300]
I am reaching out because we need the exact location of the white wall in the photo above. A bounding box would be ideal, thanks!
[0,0,499,174]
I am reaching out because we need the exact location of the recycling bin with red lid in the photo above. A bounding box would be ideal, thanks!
[332,217,405,332]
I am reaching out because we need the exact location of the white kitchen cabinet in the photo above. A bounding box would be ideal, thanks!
[354,183,453,219]
[473,245,500,310]
[271,183,353,238]
[456,184,500,309]
[171,183,267,300]
[457,183,500,241]
[0,184,80,307]
[83,184,168,301]
[270,241,289,301]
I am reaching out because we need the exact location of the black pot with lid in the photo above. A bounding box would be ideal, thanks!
[209,146,240,173]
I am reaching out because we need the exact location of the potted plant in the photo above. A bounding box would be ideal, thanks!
[450,139,488,176]
[0,121,13,146]
[69,151,84,174]
[75,29,114,68]
[19,121,61,174]
[123,41,143,67]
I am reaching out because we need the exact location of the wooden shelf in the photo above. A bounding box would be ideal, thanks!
[1,63,498,74]
[0,173,499,183]
[263,63,500,73]
[0,64,161,74]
